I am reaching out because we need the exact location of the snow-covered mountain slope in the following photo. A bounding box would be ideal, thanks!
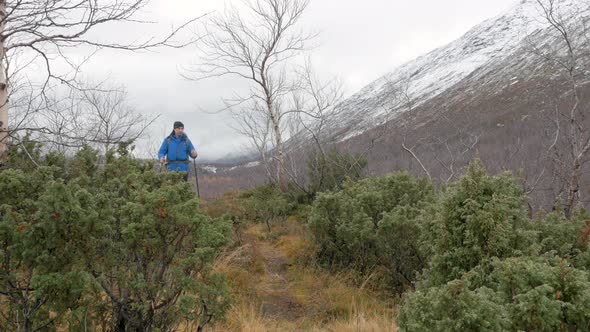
[326,0,588,141]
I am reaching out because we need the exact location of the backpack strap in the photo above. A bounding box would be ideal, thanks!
[181,134,191,156]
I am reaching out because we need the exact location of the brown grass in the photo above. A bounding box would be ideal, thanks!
[207,216,398,332]
[206,299,397,332]
[200,191,245,219]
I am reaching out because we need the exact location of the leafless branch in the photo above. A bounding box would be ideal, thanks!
[0,0,201,161]
[185,0,314,189]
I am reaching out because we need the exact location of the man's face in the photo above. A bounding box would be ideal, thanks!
[174,127,184,136]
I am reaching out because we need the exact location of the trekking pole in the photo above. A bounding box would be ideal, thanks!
[158,158,166,173]
[193,158,201,199]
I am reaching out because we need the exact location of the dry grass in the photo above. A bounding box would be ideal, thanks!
[314,313,398,332]
[200,191,245,219]
[207,299,397,332]
[288,267,396,322]
[208,302,297,332]
[208,216,398,332]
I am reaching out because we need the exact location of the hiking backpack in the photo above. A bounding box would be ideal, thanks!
[166,134,191,159]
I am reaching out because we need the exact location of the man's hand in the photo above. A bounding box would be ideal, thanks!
[191,150,198,159]
[160,157,166,164]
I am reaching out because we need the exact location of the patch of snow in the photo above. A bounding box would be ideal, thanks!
[227,160,261,172]
[201,166,218,173]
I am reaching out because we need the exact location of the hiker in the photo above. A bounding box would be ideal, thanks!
[158,121,198,181]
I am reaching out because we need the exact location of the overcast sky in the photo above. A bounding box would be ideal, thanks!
[80,0,518,161]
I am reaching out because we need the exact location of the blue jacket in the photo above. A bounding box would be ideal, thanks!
[158,132,196,173]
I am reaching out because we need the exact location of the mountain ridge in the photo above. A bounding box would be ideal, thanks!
[325,0,585,142]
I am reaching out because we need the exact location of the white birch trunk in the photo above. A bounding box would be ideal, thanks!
[0,0,8,162]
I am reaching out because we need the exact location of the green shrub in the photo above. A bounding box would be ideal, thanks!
[421,159,536,287]
[308,172,434,292]
[0,168,94,331]
[399,256,590,332]
[86,155,232,331]
[487,256,590,331]
[68,145,99,179]
[0,148,232,331]
[399,160,590,331]
[241,184,293,231]
[398,280,510,332]
[4,133,43,172]
[377,204,430,293]
[532,210,590,269]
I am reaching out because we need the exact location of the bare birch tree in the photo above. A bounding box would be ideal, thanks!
[0,0,200,163]
[530,0,590,218]
[382,74,481,184]
[185,0,314,190]
[233,105,276,183]
[1,85,157,170]
[394,76,433,181]
[283,61,367,196]
[79,87,157,155]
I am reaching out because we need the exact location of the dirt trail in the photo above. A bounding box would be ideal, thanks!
[208,220,398,331]
[248,235,305,321]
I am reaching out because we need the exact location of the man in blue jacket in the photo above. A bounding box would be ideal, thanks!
[158,121,198,181]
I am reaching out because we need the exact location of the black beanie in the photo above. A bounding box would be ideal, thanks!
[174,121,184,129]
